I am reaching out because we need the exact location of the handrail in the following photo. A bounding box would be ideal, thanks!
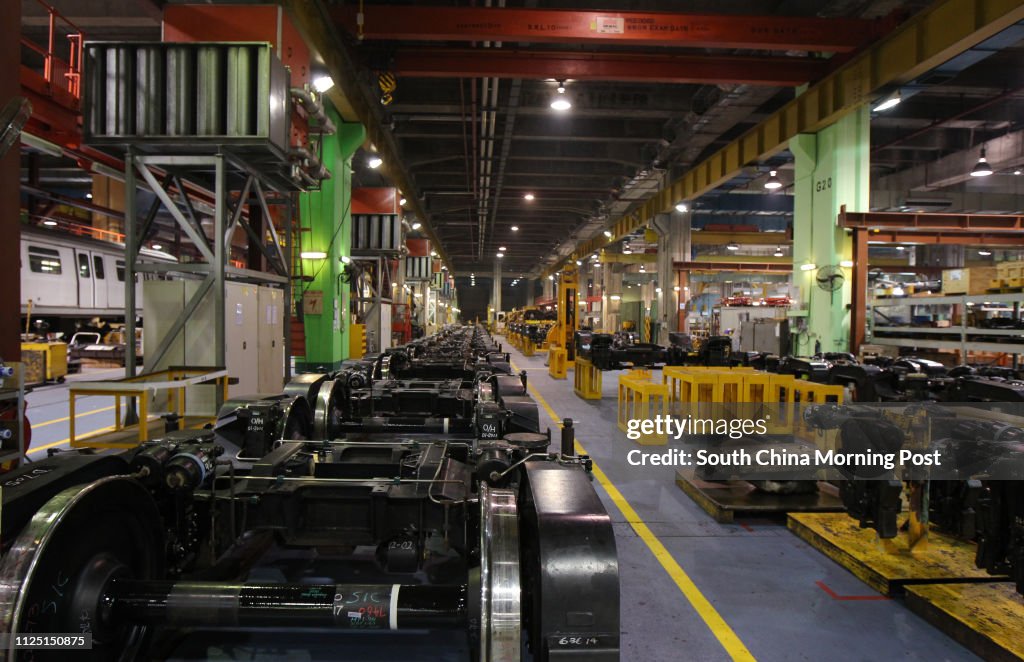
[22,0,85,102]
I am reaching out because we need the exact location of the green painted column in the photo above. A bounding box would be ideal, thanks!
[295,109,365,372]
[790,106,870,354]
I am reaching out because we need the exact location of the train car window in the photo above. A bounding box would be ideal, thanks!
[93,255,105,279]
[116,260,125,281]
[78,253,91,278]
[28,246,62,274]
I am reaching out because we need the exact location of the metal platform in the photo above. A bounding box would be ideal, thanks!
[674,469,843,523]
[788,512,1004,596]
[905,582,1024,662]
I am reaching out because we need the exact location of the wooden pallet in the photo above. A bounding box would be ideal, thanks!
[788,512,1004,596]
[675,469,843,523]
[905,582,1024,662]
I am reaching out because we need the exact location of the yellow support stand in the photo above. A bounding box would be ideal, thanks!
[573,357,602,399]
[617,371,669,444]
[522,338,536,357]
[548,348,568,379]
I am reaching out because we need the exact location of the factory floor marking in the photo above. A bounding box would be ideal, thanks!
[32,405,116,428]
[28,425,117,454]
[510,360,756,662]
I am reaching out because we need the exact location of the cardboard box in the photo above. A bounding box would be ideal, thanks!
[996,260,1024,281]
[942,267,998,295]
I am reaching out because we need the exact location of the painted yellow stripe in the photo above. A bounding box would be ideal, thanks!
[28,425,118,455]
[32,405,116,429]
[511,359,756,661]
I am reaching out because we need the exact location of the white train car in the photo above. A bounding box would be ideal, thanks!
[20,227,176,327]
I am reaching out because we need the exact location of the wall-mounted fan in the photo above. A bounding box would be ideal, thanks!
[815,265,845,303]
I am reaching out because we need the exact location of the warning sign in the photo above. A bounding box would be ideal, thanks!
[591,16,624,34]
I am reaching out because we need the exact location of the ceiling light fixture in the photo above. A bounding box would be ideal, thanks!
[576,260,582,266]
[978,249,993,256]
[511,225,519,231]
[873,91,901,112]
[675,201,688,213]
[312,76,335,93]
[399,197,407,206]
[496,252,504,258]
[726,243,739,251]
[300,251,328,259]
[499,246,507,251]
[151,244,163,250]
[1016,169,1022,176]
[839,260,854,268]
[368,155,383,169]
[411,222,422,230]
[971,147,993,177]
[85,193,93,199]
[673,286,681,292]
[603,230,613,238]
[550,81,571,111]
[340,255,351,264]
[524,193,535,201]
[773,247,784,257]
[42,219,57,227]
[895,246,906,251]
[655,287,663,293]
[610,295,621,301]
[430,250,438,257]
[800,263,817,271]
[764,170,783,190]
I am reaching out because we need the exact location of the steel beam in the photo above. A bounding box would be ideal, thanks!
[691,231,791,246]
[336,6,889,52]
[673,261,791,273]
[840,209,1024,232]
[393,49,828,86]
[544,0,1024,276]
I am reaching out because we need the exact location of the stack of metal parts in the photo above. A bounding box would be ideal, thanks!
[0,325,619,661]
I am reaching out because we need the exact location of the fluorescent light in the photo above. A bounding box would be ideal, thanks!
[340,255,351,264]
[42,219,57,227]
[85,193,93,199]
[313,76,335,93]
[978,250,992,256]
[151,244,163,251]
[673,286,681,292]
[971,147,992,177]
[368,155,383,169]
[430,250,438,257]
[524,193,535,201]
[511,225,519,231]
[655,287,663,293]
[764,170,783,190]
[603,230,613,238]
[300,251,327,259]
[622,249,632,254]
[726,243,739,251]
[548,275,554,281]
[399,197,407,206]
[576,260,582,266]
[675,202,688,213]
[800,263,817,271]
[873,92,901,112]
[895,246,906,251]
[610,295,621,301]
[411,222,422,230]
[499,246,507,251]
[773,247,784,257]
[496,252,504,258]
[839,260,854,268]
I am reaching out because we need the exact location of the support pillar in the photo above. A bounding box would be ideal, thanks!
[492,260,502,321]
[1,0,21,361]
[791,105,869,355]
[602,266,623,333]
[542,276,554,300]
[525,279,535,306]
[653,211,691,343]
[296,112,364,372]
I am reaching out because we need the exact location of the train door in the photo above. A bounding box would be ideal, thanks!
[92,253,108,309]
[23,243,77,309]
[76,251,94,309]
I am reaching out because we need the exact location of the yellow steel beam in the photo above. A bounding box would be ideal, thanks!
[285,0,452,267]
[599,253,658,264]
[543,0,1024,277]
[692,255,791,264]
[691,231,792,246]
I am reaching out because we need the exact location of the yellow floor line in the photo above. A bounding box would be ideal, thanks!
[32,405,116,429]
[511,358,756,661]
[28,424,118,455]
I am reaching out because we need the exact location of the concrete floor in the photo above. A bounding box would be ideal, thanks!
[21,355,982,661]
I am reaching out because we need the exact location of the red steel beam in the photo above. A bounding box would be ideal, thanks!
[337,6,891,52]
[392,49,828,86]
[840,209,1024,232]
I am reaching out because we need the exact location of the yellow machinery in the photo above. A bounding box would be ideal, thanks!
[547,264,578,379]
[20,341,68,384]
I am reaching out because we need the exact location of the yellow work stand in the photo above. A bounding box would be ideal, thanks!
[617,371,669,445]
[573,356,602,399]
[548,348,569,379]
